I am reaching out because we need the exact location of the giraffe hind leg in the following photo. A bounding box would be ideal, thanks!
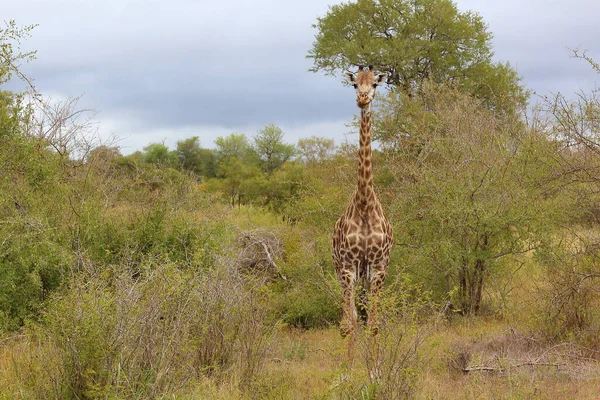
[356,284,368,323]
[353,259,369,324]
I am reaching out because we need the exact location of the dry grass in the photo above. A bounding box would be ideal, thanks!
[2,236,600,399]
[418,317,600,400]
[0,333,65,399]
[2,320,600,399]
[256,328,346,398]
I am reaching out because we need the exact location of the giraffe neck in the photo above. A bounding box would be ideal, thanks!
[356,106,374,212]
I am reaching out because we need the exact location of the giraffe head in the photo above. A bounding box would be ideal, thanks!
[345,65,386,109]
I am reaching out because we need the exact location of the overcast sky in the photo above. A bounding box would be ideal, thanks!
[4,0,600,154]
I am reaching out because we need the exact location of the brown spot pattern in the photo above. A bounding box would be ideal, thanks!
[332,71,393,358]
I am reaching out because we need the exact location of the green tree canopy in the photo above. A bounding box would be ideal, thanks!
[253,124,296,174]
[214,133,251,162]
[141,143,178,168]
[297,136,335,165]
[176,136,216,178]
[308,0,526,113]
[86,145,122,164]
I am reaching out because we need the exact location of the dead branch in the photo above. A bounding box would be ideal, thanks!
[27,95,100,159]
[463,361,566,374]
[236,229,286,281]
[462,365,498,373]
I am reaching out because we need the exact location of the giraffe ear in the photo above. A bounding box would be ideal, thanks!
[345,72,356,85]
[374,73,386,86]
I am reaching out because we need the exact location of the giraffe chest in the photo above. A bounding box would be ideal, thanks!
[332,217,392,267]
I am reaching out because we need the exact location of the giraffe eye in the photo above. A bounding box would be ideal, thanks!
[372,83,378,88]
[353,84,357,89]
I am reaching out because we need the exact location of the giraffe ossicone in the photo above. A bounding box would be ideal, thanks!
[332,65,393,363]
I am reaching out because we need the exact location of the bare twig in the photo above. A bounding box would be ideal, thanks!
[463,361,566,374]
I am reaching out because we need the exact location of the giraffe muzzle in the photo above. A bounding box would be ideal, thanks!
[357,99,370,108]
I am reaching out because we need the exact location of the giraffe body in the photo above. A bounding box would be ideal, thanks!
[332,66,393,362]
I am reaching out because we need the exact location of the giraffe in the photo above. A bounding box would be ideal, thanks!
[332,65,393,363]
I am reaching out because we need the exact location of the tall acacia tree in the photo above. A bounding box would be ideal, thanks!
[308,0,526,114]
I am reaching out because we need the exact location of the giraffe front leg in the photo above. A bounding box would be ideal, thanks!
[339,270,357,364]
[340,272,357,336]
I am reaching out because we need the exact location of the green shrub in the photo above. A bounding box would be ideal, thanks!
[272,232,340,329]
[374,83,556,314]
[330,276,440,400]
[534,232,600,346]
[0,221,73,331]
[276,281,339,329]
[42,261,274,399]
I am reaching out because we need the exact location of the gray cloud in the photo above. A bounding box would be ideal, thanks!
[7,0,349,137]
[456,0,600,95]
[4,0,600,153]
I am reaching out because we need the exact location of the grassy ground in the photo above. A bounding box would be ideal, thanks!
[2,221,600,399]
[1,319,600,399]
[418,319,600,399]
[259,323,600,399]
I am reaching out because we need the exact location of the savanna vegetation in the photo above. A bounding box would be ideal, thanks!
[2,0,600,397]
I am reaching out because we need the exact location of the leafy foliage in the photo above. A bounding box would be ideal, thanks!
[253,124,297,174]
[0,19,37,85]
[140,142,179,168]
[176,136,217,178]
[309,0,527,114]
[375,83,557,313]
[297,135,336,165]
